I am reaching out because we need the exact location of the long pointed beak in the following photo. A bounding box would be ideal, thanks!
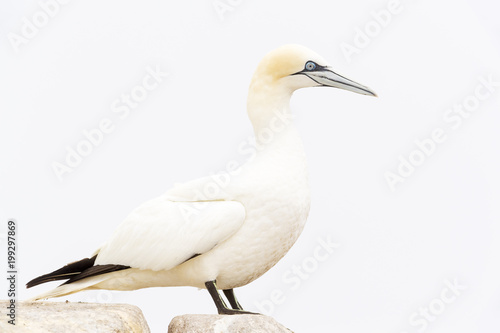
[301,67,377,97]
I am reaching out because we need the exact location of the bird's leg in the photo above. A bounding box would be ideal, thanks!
[205,280,258,315]
[223,288,243,310]
[205,280,229,313]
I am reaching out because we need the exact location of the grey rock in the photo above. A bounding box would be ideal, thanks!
[168,314,294,333]
[0,301,150,333]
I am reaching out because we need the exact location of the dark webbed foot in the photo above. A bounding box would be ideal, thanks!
[217,307,258,315]
[205,280,259,315]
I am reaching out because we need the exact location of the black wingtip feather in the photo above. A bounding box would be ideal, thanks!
[63,264,130,285]
[26,255,98,289]
[27,254,131,289]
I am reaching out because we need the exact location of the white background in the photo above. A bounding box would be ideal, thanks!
[1,0,500,332]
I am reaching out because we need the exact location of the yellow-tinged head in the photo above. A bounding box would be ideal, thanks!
[247,44,376,133]
[250,44,376,96]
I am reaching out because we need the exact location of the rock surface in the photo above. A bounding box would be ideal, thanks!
[168,314,293,333]
[0,301,150,333]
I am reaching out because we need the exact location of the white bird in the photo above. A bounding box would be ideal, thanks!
[27,44,376,314]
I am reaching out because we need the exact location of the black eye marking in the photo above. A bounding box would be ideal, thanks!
[290,61,327,76]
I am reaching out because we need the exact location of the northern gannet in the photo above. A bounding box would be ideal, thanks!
[27,44,376,314]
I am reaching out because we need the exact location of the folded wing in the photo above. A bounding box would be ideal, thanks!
[95,196,245,271]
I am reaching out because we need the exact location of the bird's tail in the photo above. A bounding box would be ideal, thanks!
[27,255,98,288]
[26,255,130,301]
[27,275,111,301]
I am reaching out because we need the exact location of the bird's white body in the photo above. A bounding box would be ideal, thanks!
[92,123,310,291]
[30,44,375,301]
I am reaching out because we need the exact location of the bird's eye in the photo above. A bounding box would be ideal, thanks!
[305,61,316,71]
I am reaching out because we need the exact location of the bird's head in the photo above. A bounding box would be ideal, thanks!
[247,44,376,134]
[249,44,376,97]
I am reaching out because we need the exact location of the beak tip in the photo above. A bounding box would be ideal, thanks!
[364,88,377,97]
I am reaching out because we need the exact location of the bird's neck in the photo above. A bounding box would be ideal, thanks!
[246,80,295,147]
